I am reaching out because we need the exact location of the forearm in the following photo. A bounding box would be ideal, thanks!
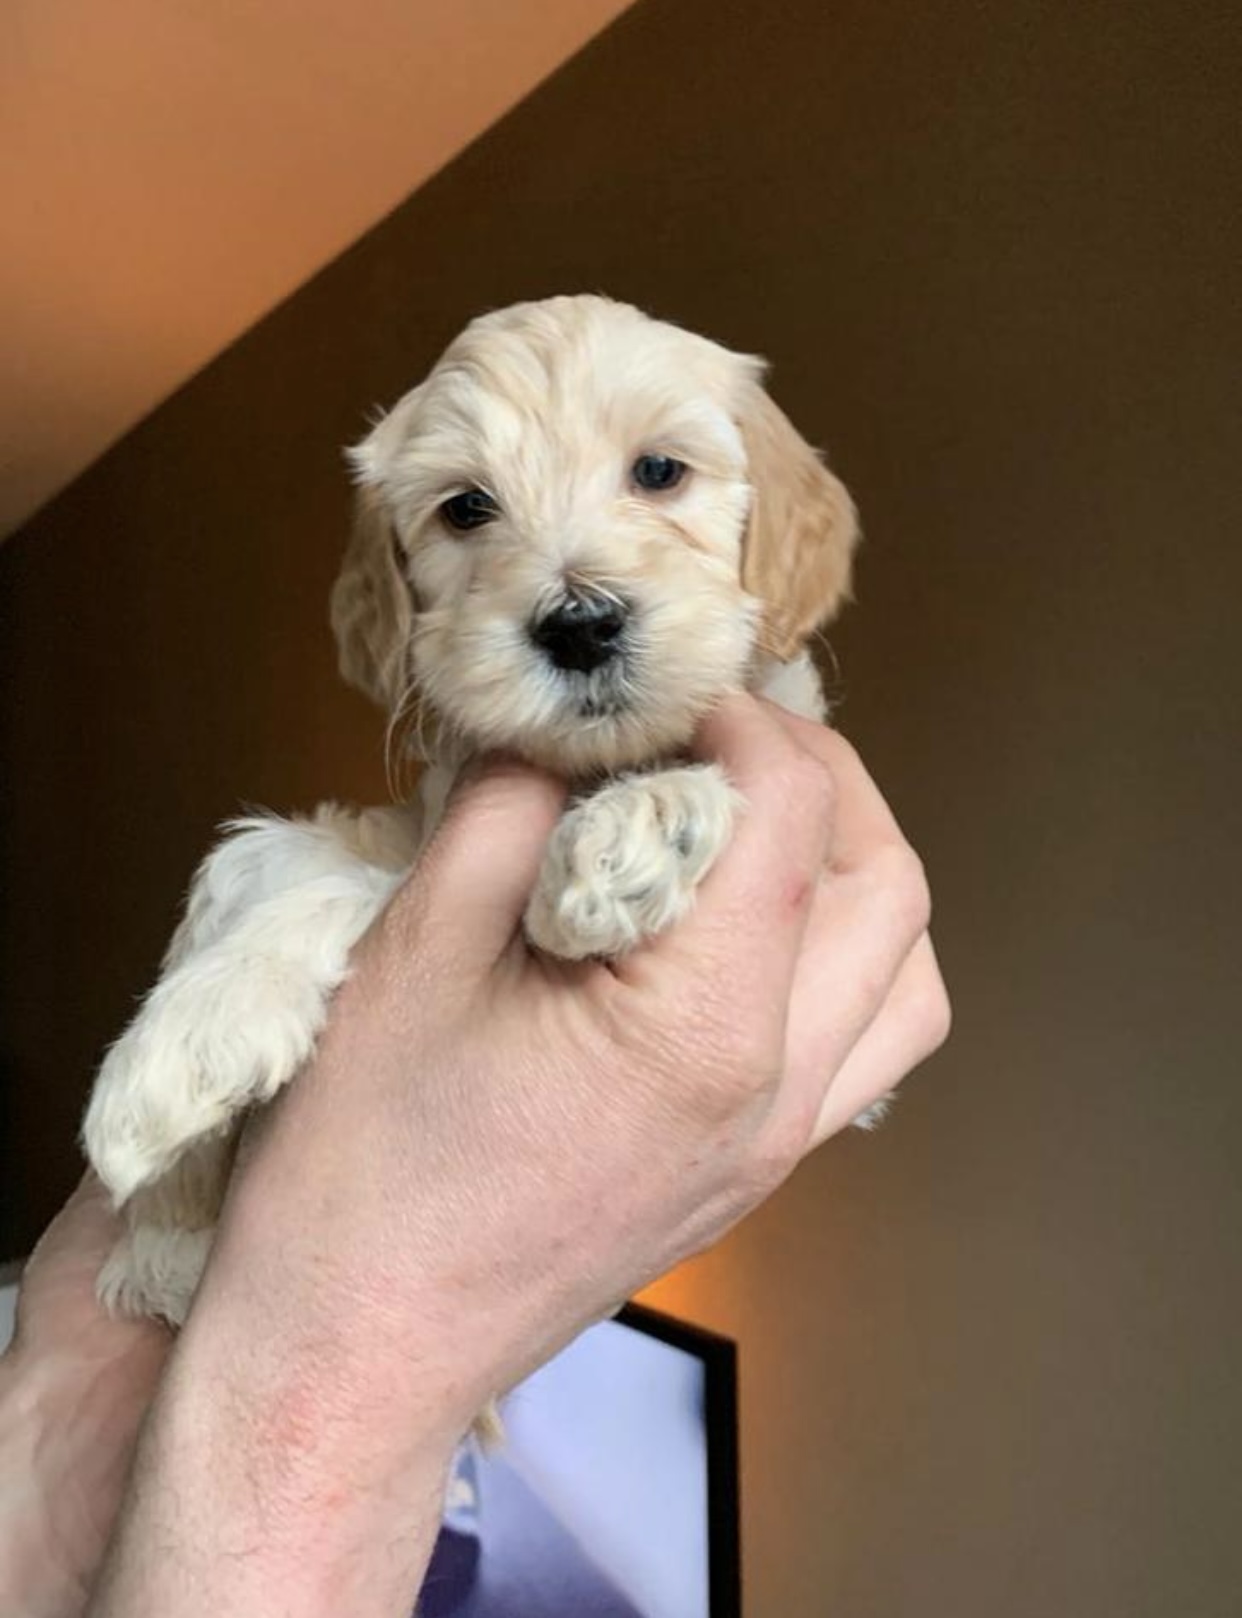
[86,1257,477,1618]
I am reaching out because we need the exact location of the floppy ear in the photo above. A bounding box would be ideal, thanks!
[330,391,428,711]
[329,482,413,712]
[737,376,860,660]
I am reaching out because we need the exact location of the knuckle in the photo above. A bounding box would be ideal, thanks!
[873,842,932,938]
[691,1022,773,1113]
[796,747,838,809]
[769,748,837,823]
[726,1032,782,1101]
[744,1109,811,1196]
[914,971,953,1053]
[821,728,863,777]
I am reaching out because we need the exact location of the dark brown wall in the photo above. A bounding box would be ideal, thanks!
[3,0,1240,1611]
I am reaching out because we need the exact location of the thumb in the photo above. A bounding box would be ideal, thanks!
[407,756,568,967]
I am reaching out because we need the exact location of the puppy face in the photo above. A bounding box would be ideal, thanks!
[333,295,857,776]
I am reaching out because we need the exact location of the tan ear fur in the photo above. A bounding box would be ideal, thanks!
[737,381,860,659]
[329,485,413,711]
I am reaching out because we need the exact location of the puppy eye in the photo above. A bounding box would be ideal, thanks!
[440,488,500,531]
[631,454,687,493]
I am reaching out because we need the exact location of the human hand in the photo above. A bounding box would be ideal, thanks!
[1,1175,170,1617]
[92,693,948,1615]
[212,695,944,1391]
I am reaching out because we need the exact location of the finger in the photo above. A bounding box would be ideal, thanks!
[390,757,568,970]
[756,703,910,875]
[808,933,950,1143]
[781,837,933,1090]
[760,719,936,1126]
[24,1172,121,1276]
[617,695,837,1018]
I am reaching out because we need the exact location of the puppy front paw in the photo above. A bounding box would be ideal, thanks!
[524,764,740,960]
[83,954,331,1206]
[97,1223,216,1327]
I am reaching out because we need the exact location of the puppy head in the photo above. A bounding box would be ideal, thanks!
[331,295,857,775]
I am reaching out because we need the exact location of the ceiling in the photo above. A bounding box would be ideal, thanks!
[0,0,633,537]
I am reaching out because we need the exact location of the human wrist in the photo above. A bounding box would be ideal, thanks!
[0,1337,154,1618]
[0,1348,73,1616]
[88,1280,466,1617]
[195,1162,522,1446]
[176,1258,474,1481]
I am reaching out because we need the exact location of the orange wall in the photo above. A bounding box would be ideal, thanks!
[0,0,634,535]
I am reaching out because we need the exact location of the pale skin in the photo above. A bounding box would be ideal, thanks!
[0,697,949,1617]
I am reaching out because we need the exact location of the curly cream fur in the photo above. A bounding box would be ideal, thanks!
[83,295,859,1327]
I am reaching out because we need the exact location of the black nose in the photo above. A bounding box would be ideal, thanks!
[531,592,628,673]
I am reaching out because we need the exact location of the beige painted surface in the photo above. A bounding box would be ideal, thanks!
[0,0,633,535]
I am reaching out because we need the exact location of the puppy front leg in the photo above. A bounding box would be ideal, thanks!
[524,764,740,960]
[95,1131,235,1324]
[83,829,404,1211]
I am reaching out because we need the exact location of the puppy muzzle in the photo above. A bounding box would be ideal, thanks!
[529,587,629,674]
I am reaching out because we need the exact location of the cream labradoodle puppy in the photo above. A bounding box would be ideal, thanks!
[82,294,863,1327]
